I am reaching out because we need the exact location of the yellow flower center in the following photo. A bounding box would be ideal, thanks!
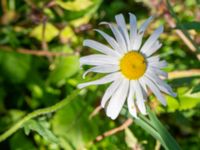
[120,51,146,80]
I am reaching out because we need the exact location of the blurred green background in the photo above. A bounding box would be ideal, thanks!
[0,0,200,149]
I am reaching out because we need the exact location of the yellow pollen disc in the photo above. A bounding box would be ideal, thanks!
[120,51,146,80]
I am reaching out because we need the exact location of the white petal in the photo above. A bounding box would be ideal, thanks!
[138,77,148,93]
[147,55,160,63]
[100,22,127,53]
[94,29,122,55]
[83,65,119,79]
[83,39,120,57]
[127,82,137,118]
[145,41,162,57]
[115,14,131,50]
[145,69,176,97]
[132,80,147,114]
[80,54,118,66]
[132,16,153,50]
[78,72,121,89]
[141,26,163,54]
[143,76,167,106]
[129,13,137,50]
[149,60,167,69]
[106,79,129,120]
[101,78,122,108]
[148,66,168,78]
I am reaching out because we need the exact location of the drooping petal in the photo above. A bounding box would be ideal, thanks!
[148,60,167,69]
[80,54,118,66]
[141,26,163,54]
[145,69,176,97]
[132,80,147,114]
[127,82,137,118]
[129,13,137,50]
[115,14,131,50]
[83,65,119,79]
[143,76,167,106]
[138,77,148,93]
[100,22,127,53]
[106,79,129,120]
[148,66,168,78]
[83,39,120,57]
[94,29,122,54]
[132,16,153,50]
[101,78,122,108]
[78,72,121,89]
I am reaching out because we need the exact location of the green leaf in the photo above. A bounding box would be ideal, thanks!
[56,0,93,11]
[23,119,59,143]
[0,51,31,83]
[52,95,99,149]
[156,87,200,113]
[63,0,102,27]
[30,23,59,42]
[176,21,200,31]
[10,131,36,150]
[147,107,181,150]
[48,46,79,85]
[59,26,78,43]
[192,84,200,93]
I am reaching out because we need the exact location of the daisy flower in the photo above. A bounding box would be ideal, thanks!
[78,13,176,120]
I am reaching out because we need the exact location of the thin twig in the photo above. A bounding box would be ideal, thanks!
[0,46,77,57]
[168,69,200,79]
[89,105,102,119]
[150,0,200,60]
[94,119,133,142]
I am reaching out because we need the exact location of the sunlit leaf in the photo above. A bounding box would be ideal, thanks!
[157,87,200,113]
[56,0,93,11]
[30,23,59,42]
[59,26,78,43]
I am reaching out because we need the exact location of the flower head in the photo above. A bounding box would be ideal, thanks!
[78,13,176,119]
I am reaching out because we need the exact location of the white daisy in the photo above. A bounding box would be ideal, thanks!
[78,13,176,120]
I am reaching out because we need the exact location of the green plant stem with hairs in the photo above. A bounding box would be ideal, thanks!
[0,89,80,142]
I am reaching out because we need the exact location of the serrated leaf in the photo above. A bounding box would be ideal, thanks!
[157,87,200,113]
[176,22,200,31]
[30,23,59,42]
[23,119,58,143]
[56,0,93,11]
[52,95,99,149]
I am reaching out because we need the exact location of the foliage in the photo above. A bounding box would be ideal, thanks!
[0,0,199,149]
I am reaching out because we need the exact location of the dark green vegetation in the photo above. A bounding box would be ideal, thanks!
[0,0,200,149]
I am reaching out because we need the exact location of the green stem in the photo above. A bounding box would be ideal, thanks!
[146,107,181,150]
[0,89,80,142]
[134,107,181,150]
